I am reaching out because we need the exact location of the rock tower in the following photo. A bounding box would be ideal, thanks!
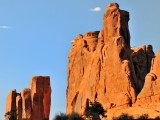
[67,3,160,118]
[6,76,51,120]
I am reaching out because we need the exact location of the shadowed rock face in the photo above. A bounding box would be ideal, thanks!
[131,45,154,93]
[6,76,51,120]
[30,76,51,120]
[136,51,160,106]
[66,3,156,115]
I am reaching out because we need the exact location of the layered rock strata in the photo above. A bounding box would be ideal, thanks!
[6,76,51,120]
[66,3,157,117]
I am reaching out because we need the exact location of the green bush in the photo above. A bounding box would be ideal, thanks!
[54,113,68,120]
[112,114,133,120]
[85,101,106,120]
[5,110,17,120]
[43,118,49,120]
[68,112,84,120]
[53,112,84,120]
[137,114,148,120]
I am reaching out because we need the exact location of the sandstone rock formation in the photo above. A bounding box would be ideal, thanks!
[67,3,138,114]
[136,51,160,106]
[16,94,22,120]
[6,76,51,120]
[67,2,160,119]
[30,76,51,120]
[6,89,17,113]
[131,45,154,93]
[21,88,32,119]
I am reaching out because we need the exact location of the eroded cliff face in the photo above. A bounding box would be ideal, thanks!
[66,3,156,116]
[67,3,136,114]
[6,76,51,120]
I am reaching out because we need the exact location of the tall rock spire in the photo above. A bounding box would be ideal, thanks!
[66,3,138,114]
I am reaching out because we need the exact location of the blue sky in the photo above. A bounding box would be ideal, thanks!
[0,0,160,119]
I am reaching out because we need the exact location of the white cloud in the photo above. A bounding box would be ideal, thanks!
[0,25,10,29]
[90,7,101,12]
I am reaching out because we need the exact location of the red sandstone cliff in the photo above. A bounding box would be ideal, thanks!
[66,3,158,118]
[67,3,137,114]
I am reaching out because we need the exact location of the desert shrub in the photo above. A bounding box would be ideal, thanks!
[137,114,149,120]
[68,112,84,120]
[54,113,68,120]
[5,110,17,120]
[43,118,49,120]
[112,113,133,120]
[155,116,160,120]
[85,101,106,120]
[53,112,84,120]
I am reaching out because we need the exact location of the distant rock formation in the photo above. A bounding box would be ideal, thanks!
[5,76,51,120]
[67,3,160,119]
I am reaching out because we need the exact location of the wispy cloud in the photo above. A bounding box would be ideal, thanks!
[0,25,10,29]
[90,7,101,12]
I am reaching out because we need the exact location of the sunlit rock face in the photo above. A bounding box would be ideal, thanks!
[66,3,159,118]
[16,94,22,120]
[67,3,138,114]
[6,76,51,120]
[6,89,17,113]
[21,88,32,119]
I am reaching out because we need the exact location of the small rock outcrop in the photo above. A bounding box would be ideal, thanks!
[67,2,160,119]
[5,76,51,120]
